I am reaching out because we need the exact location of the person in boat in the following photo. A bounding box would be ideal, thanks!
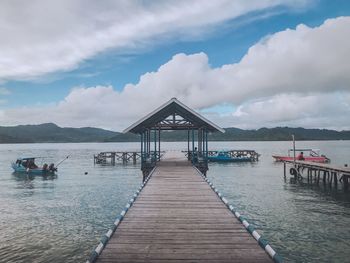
[297,152,305,160]
[27,159,38,169]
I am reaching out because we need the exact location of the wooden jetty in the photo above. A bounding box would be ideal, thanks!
[87,99,281,262]
[283,160,350,188]
[94,151,164,165]
[93,152,274,262]
[183,150,260,162]
[208,150,260,161]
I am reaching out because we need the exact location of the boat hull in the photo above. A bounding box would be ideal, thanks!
[11,163,56,175]
[272,156,328,163]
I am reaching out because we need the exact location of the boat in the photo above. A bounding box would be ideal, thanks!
[11,157,57,174]
[208,151,252,162]
[272,149,330,163]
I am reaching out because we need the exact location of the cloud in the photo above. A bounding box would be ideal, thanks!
[1,16,350,130]
[0,0,311,81]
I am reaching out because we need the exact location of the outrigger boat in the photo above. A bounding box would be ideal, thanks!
[11,157,57,175]
[272,149,330,163]
[208,151,252,162]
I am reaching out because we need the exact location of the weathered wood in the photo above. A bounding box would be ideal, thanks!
[97,155,271,263]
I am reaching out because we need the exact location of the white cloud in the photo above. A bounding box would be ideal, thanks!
[1,16,350,130]
[0,0,310,81]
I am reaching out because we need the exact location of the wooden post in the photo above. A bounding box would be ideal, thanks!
[112,152,116,166]
[133,152,137,164]
[283,162,286,178]
[344,175,349,190]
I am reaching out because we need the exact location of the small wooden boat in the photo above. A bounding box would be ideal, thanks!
[208,151,252,162]
[272,149,330,163]
[11,157,57,174]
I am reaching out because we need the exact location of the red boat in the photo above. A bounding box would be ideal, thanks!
[272,149,330,163]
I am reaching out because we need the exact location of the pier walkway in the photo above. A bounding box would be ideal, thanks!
[283,160,350,188]
[96,152,272,262]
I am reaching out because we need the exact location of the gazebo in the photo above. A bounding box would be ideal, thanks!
[123,98,224,180]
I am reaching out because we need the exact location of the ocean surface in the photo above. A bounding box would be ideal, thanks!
[0,141,349,263]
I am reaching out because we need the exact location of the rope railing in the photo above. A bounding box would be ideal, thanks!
[86,167,156,263]
[194,167,283,263]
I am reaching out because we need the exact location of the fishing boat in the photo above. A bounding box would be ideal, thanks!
[272,149,330,163]
[208,151,252,162]
[11,157,57,174]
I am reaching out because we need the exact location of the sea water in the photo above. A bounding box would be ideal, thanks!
[0,141,349,262]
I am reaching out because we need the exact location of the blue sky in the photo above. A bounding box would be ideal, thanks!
[1,0,350,130]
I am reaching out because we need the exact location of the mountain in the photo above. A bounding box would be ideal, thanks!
[0,123,350,143]
[106,127,350,142]
[0,123,119,143]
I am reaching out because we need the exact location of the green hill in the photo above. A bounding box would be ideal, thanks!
[0,123,349,143]
[0,123,119,143]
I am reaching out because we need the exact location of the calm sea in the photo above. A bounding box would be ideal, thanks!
[0,141,349,262]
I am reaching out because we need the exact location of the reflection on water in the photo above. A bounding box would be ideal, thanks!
[0,141,349,263]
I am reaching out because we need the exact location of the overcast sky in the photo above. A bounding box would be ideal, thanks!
[0,0,350,131]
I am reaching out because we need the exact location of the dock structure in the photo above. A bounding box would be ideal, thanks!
[94,151,165,165]
[283,160,350,189]
[94,152,141,165]
[87,98,281,263]
[208,150,260,161]
[123,98,225,180]
[92,152,275,263]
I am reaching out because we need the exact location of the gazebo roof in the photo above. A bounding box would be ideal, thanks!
[123,98,225,134]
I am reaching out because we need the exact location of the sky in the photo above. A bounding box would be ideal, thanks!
[1,0,350,131]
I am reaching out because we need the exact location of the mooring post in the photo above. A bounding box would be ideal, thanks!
[344,175,349,190]
[133,152,137,164]
[112,152,116,166]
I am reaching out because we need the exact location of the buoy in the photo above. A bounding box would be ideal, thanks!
[85,172,88,175]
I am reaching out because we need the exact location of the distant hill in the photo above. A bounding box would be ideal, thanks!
[0,123,349,143]
[106,127,350,142]
[0,123,119,143]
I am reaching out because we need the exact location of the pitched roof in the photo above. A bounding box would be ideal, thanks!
[123,98,225,134]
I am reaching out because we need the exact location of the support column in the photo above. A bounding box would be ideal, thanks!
[154,129,157,162]
[187,129,190,160]
[192,129,195,163]
[158,128,161,161]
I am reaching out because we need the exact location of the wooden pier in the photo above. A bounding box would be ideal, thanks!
[95,152,272,262]
[94,151,165,165]
[183,149,260,162]
[283,160,350,189]
[208,150,260,161]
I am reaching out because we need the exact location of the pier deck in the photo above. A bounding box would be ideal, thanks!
[96,153,271,262]
[282,160,350,187]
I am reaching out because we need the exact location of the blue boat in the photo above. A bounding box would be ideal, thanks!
[11,157,57,175]
[208,151,252,162]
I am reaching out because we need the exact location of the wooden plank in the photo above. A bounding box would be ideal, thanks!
[96,157,271,263]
